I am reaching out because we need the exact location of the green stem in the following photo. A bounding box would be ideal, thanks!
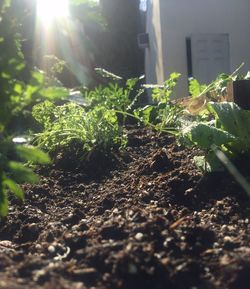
[114,110,179,136]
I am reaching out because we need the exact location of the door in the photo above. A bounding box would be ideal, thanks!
[190,34,230,84]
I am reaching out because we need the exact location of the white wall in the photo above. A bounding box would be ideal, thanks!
[145,0,164,85]
[146,0,250,98]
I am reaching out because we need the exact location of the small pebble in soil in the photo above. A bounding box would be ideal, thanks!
[113,208,119,214]
[135,232,144,241]
[224,236,233,242]
[35,244,42,250]
[48,245,56,254]
[72,225,78,231]
[221,225,227,230]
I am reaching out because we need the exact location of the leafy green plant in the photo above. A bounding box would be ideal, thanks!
[85,82,130,111]
[0,7,69,134]
[85,76,141,111]
[189,64,250,100]
[183,64,249,115]
[0,0,51,217]
[189,78,207,98]
[134,72,183,133]
[0,138,50,217]
[84,72,144,127]
[181,101,250,171]
[32,100,125,158]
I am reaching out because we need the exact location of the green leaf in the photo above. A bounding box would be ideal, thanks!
[193,155,208,172]
[0,190,8,217]
[40,87,69,100]
[32,100,55,126]
[208,102,250,143]
[8,58,25,72]
[193,153,223,172]
[136,105,155,124]
[31,71,45,86]
[126,78,138,90]
[2,0,12,11]
[7,161,39,184]
[13,82,24,95]
[189,78,207,98]
[15,145,51,164]
[184,122,236,149]
[3,178,24,200]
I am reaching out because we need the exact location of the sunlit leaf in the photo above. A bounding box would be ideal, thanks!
[126,78,138,90]
[8,58,25,71]
[40,87,69,100]
[208,102,250,141]
[31,71,45,85]
[189,78,207,98]
[15,145,51,164]
[3,178,24,200]
[7,161,39,184]
[184,122,236,150]
[14,82,23,94]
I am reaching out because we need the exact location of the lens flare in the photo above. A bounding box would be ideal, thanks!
[36,0,69,24]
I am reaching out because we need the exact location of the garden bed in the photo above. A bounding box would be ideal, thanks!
[0,127,250,289]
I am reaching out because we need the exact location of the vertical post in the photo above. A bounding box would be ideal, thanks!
[228,80,250,110]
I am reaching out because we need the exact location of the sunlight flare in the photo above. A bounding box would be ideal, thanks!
[36,0,69,24]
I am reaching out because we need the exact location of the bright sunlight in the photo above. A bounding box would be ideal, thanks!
[36,0,69,24]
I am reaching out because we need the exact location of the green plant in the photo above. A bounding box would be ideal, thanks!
[188,65,247,99]
[181,101,250,171]
[0,138,50,217]
[0,1,69,134]
[0,0,50,217]
[32,100,125,158]
[189,78,207,98]
[85,76,141,110]
[134,72,183,133]
[183,64,249,115]
[84,73,144,126]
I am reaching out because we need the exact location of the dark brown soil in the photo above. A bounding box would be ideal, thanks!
[1,127,250,289]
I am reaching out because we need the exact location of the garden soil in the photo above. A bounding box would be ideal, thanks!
[1,127,250,289]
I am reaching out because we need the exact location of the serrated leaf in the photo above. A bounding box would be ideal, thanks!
[15,145,51,164]
[32,100,55,127]
[189,78,207,98]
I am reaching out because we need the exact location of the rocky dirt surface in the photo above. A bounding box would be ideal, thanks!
[0,127,250,289]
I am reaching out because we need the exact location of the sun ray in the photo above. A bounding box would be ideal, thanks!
[36,0,69,25]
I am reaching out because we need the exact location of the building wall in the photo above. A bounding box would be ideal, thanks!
[146,0,250,98]
[145,0,164,86]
